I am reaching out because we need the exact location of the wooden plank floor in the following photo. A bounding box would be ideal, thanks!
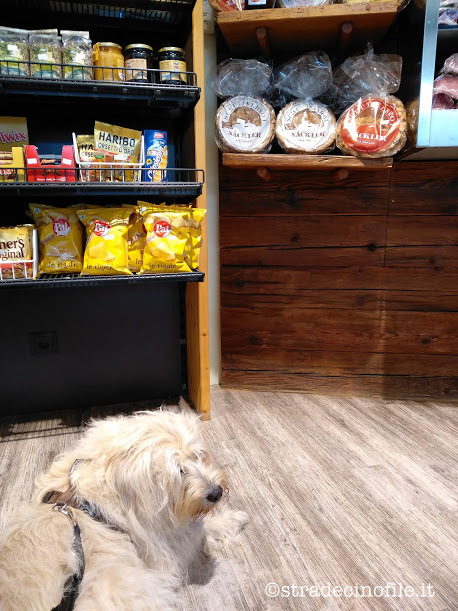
[0,390,457,610]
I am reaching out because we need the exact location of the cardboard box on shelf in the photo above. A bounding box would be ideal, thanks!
[0,117,28,152]
[0,147,26,182]
[25,145,76,182]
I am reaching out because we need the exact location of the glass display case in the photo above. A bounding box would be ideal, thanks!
[417,0,458,151]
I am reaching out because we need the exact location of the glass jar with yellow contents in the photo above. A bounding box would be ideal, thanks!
[158,47,187,85]
[93,42,124,81]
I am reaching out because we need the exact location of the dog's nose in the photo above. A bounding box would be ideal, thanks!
[207,485,223,503]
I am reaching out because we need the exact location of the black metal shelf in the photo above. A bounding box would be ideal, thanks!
[0,270,205,290]
[0,168,204,203]
[10,0,197,29]
[0,181,203,201]
[0,74,200,111]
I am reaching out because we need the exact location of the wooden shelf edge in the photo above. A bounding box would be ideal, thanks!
[222,153,393,171]
[217,2,398,25]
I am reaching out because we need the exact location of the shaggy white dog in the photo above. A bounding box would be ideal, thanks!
[0,409,249,610]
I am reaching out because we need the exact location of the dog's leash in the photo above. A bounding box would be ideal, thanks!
[43,460,85,611]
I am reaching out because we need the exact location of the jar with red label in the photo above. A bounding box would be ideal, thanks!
[124,44,153,82]
[158,47,187,85]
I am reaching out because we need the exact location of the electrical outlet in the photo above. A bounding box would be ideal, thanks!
[29,332,58,356]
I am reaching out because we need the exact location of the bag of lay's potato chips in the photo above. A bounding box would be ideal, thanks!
[185,208,206,270]
[77,207,132,276]
[29,204,83,275]
[122,204,146,273]
[138,201,206,271]
[140,205,191,274]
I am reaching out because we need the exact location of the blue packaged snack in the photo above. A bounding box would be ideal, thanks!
[143,130,168,182]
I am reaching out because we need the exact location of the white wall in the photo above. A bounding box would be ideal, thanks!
[203,17,221,385]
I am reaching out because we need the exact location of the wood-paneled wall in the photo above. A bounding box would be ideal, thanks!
[220,161,458,399]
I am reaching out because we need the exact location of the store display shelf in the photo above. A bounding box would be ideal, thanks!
[222,153,393,176]
[0,169,204,201]
[0,271,205,290]
[216,2,398,55]
[12,0,197,28]
[0,72,200,111]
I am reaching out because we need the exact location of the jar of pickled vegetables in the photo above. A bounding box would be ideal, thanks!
[93,42,124,81]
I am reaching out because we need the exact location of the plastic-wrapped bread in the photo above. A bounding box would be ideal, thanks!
[276,100,336,154]
[215,96,276,153]
[336,95,407,158]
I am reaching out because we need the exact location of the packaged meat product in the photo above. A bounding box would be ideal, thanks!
[433,75,458,100]
[442,53,458,76]
[77,207,132,276]
[438,8,458,25]
[215,96,276,153]
[276,100,336,154]
[29,204,83,275]
[336,95,407,158]
[432,93,455,109]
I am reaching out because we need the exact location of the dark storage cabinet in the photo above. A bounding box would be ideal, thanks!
[0,0,210,417]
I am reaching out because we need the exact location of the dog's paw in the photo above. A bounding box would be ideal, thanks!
[204,509,250,552]
[227,510,250,534]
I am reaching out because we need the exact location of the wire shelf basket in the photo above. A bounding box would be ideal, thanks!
[0,61,198,87]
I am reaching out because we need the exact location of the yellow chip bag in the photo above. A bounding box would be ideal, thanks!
[138,201,206,271]
[140,205,191,274]
[185,208,206,270]
[77,207,132,276]
[122,205,146,273]
[29,204,83,275]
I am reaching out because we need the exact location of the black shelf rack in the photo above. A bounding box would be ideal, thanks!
[0,64,200,111]
[0,169,204,202]
[10,0,197,30]
[0,271,205,290]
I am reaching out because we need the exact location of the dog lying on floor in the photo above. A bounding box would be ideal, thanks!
[0,408,249,610]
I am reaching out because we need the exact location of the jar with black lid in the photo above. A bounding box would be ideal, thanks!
[158,47,187,85]
[124,44,153,82]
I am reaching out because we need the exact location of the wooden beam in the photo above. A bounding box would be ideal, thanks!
[186,0,210,420]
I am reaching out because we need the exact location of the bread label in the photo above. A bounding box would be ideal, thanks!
[340,98,400,154]
[218,96,271,152]
[278,102,335,152]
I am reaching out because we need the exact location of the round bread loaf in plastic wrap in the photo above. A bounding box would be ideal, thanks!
[215,96,276,153]
[276,100,336,154]
[336,95,407,158]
